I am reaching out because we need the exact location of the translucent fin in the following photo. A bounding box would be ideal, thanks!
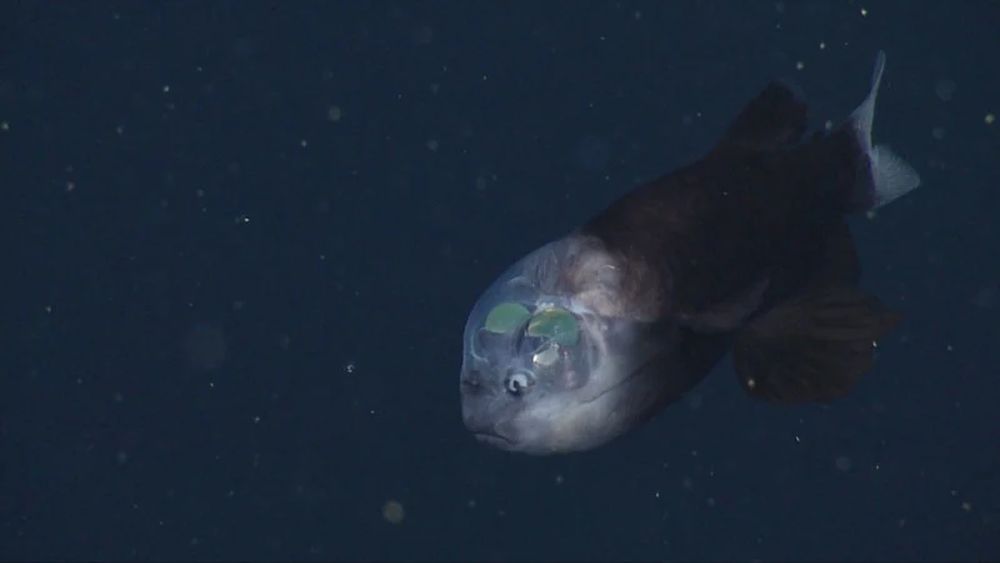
[732,286,901,404]
[849,50,921,209]
[870,145,922,207]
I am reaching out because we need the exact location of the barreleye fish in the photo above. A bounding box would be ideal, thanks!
[459,51,920,455]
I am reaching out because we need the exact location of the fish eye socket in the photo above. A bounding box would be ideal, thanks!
[505,372,534,396]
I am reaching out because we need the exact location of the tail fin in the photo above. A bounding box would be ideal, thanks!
[848,50,921,209]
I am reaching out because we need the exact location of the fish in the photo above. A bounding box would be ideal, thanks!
[459,51,920,455]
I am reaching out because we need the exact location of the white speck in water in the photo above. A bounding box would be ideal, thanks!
[382,500,405,524]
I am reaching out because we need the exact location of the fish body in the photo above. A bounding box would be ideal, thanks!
[460,52,919,454]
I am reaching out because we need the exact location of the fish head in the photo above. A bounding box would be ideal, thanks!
[459,235,676,454]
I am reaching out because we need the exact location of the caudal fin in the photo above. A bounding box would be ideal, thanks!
[848,50,921,209]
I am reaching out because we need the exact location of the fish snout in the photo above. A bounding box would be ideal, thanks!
[460,382,518,448]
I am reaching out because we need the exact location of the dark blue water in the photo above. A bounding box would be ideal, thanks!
[4,2,998,560]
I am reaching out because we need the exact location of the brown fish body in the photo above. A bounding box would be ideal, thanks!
[460,52,920,454]
[585,85,865,322]
[581,54,918,404]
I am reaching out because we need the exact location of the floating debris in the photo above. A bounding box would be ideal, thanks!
[382,500,405,524]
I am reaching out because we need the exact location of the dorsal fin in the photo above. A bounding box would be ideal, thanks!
[720,81,808,151]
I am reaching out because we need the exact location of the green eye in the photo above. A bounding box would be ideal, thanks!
[484,302,531,334]
[527,308,579,346]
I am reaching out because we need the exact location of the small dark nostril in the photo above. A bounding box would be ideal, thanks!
[461,370,483,392]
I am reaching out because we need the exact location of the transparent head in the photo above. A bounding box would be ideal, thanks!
[459,236,673,454]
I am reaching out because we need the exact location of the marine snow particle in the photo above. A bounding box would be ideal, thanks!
[382,500,405,524]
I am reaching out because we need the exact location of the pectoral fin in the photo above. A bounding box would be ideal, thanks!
[732,286,901,403]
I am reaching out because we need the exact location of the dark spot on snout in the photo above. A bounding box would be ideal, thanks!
[461,369,485,394]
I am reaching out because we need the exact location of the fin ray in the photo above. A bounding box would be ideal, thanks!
[847,50,921,210]
[732,286,901,404]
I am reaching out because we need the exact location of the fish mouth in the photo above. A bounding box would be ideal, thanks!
[473,430,515,447]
